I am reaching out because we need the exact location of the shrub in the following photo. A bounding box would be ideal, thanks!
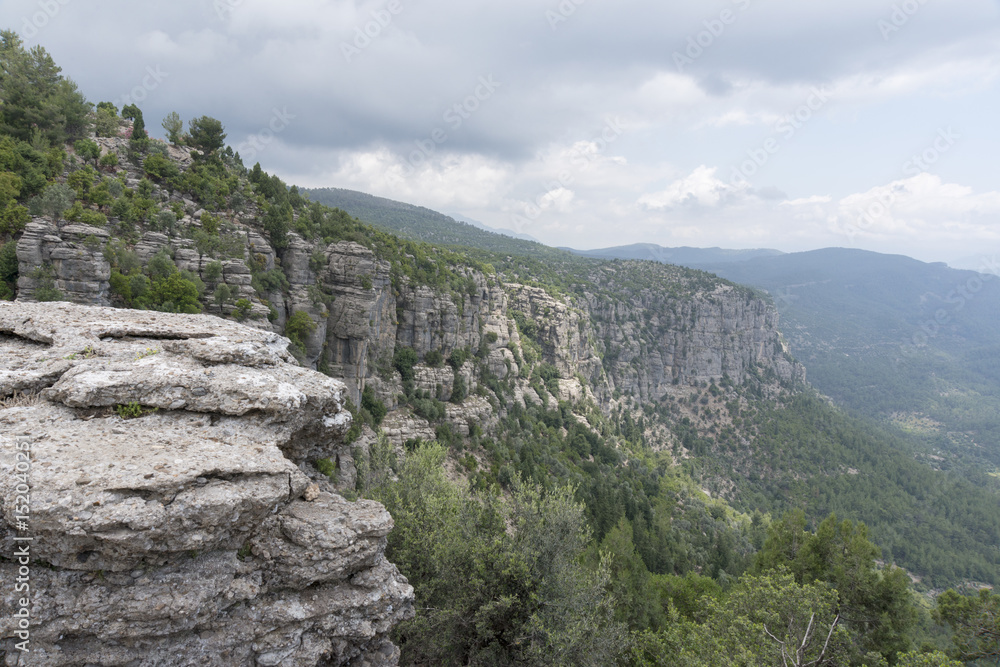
[98,152,118,170]
[213,282,233,307]
[285,311,317,353]
[143,152,179,181]
[424,349,444,367]
[362,385,388,427]
[393,347,419,383]
[451,374,467,403]
[233,298,252,321]
[33,183,75,219]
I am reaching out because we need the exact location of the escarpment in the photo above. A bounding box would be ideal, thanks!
[0,302,414,666]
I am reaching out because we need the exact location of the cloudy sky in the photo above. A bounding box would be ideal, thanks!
[10,0,1000,263]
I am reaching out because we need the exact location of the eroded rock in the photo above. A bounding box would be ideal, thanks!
[0,302,413,665]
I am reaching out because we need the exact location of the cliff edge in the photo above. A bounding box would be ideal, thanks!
[0,302,413,666]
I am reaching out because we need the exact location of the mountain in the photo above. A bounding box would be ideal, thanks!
[698,248,1000,483]
[303,186,562,259]
[447,212,541,243]
[565,243,785,267]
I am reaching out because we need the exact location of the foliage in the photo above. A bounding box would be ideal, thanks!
[187,116,226,157]
[31,265,62,301]
[33,182,75,219]
[115,402,151,419]
[73,138,100,166]
[934,588,1000,663]
[365,443,627,666]
[361,385,387,427]
[121,103,148,153]
[0,31,91,146]
[284,311,316,355]
[232,298,252,321]
[93,104,119,137]
[162,111,183,145]
[450,373,467,403]
[143,152,179,181]
[98,151,118,170]
[755,512,917,663]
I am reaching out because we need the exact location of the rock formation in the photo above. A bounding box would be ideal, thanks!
[0,302,413,665]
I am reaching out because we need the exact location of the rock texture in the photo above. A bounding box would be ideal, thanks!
[0,302,413,666]
[16,221,111,305]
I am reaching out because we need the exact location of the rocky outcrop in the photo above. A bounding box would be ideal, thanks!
[318,242,397,403]
[16,220,111,305]
[0,302,413,665]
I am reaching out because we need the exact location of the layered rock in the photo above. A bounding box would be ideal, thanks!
[16,220,111,305]
[0,302,413,665]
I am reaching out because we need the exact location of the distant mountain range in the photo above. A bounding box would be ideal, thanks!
[564,243,785,267]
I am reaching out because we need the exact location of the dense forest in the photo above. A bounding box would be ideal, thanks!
[2,30,999,666]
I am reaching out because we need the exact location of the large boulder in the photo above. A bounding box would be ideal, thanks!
[0,302,413,665]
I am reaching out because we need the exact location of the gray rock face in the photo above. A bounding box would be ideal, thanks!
[16,220,111,305]
[0,302,413,665]
[319,242,397,403]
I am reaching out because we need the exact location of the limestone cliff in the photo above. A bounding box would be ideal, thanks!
[0,302,413,666]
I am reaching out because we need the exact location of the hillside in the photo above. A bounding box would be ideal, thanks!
[303,186,563,259]
[701,248,1000,485]
[3,31,999,665]
[566,243,785,267]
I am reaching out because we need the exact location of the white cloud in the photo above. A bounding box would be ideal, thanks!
[638,166,749,209]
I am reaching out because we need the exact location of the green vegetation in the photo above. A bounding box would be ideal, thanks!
[115,401,156,419]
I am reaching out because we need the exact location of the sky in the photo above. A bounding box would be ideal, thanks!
[9,0,1000,264]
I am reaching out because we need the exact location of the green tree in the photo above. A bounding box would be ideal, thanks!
[93,103,120,137]
[187,116,226,156]
[74,138,100,166]
[0,240,17,299]
[756,512,917,663]
[0,31,91,145]
[121,104,148,152]
[162,111,183,145]
[894,651,962,666]
[34,182,75,220]
[262,200,291,249]
[695,571,853,667]
[212,282,233,307]
[597,517,665,631]
[146,272,202,314]
[367,443,626,666]
[935,588,999,663]
[0,171,28,235]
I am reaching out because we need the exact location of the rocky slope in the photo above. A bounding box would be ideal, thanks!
[13,213,802,415]
[0,302,413,666]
